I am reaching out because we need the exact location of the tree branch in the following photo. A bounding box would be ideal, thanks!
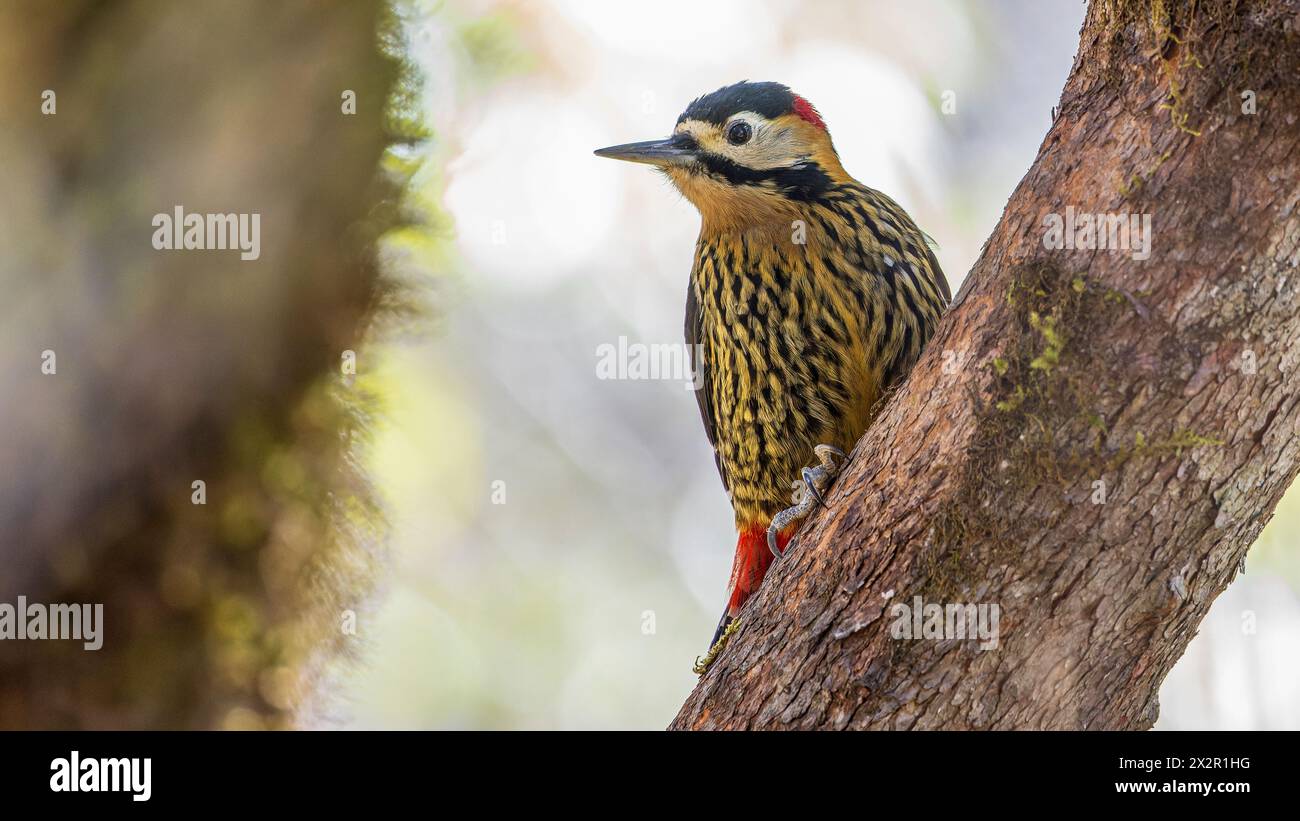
[672,0,1300,730]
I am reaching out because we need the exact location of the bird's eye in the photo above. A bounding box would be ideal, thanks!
[726,121,752,146]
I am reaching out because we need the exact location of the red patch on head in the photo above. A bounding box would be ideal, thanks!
[791,95,826,130]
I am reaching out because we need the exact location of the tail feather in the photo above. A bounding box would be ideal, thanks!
[708,523,793,645]
[710,612,733,648]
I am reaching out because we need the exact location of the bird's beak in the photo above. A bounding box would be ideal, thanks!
[593,136,696,166]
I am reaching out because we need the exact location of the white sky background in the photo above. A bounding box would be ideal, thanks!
[337,0,1300,729]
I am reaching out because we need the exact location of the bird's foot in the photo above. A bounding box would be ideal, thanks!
[692,617,741,675]
[767,444,847,560]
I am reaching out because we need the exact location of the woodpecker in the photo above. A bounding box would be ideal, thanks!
[596,81,950,669]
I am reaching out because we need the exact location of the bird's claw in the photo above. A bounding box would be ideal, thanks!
[768,444,847,560]
[801,467,825,507]
[814,443,847,464]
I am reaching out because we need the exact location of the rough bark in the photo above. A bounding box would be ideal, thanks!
[672,0,1300,730]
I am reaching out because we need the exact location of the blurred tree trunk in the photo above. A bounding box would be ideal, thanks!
[0,1,398,728]
[673,0,1300,730]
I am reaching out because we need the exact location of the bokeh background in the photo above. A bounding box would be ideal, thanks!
[340,0,1300,729]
